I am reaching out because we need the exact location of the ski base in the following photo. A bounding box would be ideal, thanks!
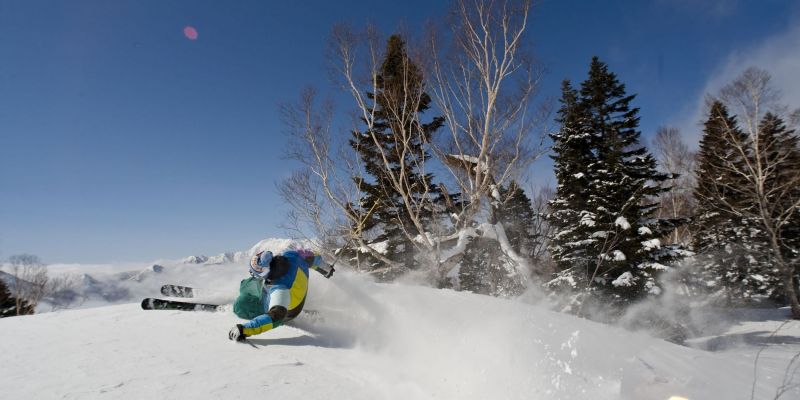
[160,284,195,298]
[141,298,222,312]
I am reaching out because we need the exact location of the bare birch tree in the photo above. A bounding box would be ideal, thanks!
[46,273,82,311]
[9,254,47,314]
[421,0,546,284]
[704,67,800,319]
[324,26,462,284]
[279,1,545,287]
[278,87,401,270]
[653,126,696,245]
[527,184,556,278]
[426,0,544,222]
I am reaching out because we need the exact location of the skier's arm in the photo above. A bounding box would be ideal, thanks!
[311,263,334,278]
[302,252,334,278]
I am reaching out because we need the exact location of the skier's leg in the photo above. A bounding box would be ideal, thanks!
[241,286,290,336]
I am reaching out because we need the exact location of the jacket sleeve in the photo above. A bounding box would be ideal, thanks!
[296,249,320,267]
[306,255,324,270]
[295,249,332,277]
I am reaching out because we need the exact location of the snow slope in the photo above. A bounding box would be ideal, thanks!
[2,265,799,399]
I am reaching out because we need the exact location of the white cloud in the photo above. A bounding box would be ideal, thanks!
[677,19,800,147]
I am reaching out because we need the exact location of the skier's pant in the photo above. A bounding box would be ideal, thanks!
[242,285,294,336]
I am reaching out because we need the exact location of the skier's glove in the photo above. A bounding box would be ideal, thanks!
[228,324,247,342]
[311,264,335,278]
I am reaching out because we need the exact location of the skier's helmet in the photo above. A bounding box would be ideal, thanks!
[249,251,273,277]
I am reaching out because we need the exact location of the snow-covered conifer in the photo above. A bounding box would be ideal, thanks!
[459,181,535,296]
[690,102,800,305]
[548,80,595,283]
[691,101,773,303]
[0,279,33,317]
[497,181,537,258]
[548,57,679,309]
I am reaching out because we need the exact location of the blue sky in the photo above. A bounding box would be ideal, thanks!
[1,0,799,264]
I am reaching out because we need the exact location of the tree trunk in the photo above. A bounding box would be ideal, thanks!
[768,234,800,319]
[783,264,800,319]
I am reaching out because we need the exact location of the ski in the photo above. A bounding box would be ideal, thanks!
[160,284,195,298]
[141,298,222,312]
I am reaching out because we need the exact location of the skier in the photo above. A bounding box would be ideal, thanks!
[228,249,332,342]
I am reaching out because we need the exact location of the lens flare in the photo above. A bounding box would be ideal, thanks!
[183,26,198,40]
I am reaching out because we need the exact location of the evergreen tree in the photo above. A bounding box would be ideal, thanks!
[348,34,445,274]
[0,279,32,317]
[497,181,537,257]
[548,80,596,280]
[459,236,520,297]
[459,181,534,297]
[549,57,677,308]
[757,113,800,225]
[754,112,800,302]
[692,102,779,304]
[693,101,751,251]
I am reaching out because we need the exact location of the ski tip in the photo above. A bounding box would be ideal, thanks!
[160,284,194,298]
[140,298,152,309]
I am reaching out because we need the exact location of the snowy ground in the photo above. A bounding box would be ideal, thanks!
[1,254,799,399]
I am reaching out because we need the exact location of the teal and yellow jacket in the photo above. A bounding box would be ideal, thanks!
[241,250,323,336]
[271,250,320,315]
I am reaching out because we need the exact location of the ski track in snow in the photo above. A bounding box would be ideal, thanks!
[1,263,799,399]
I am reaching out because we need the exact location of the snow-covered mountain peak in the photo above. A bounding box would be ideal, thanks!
[179,237,312,266]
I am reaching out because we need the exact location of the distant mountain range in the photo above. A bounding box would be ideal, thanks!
[181,251,248,265]
[180,237,311,265]
[0,238,313,312]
